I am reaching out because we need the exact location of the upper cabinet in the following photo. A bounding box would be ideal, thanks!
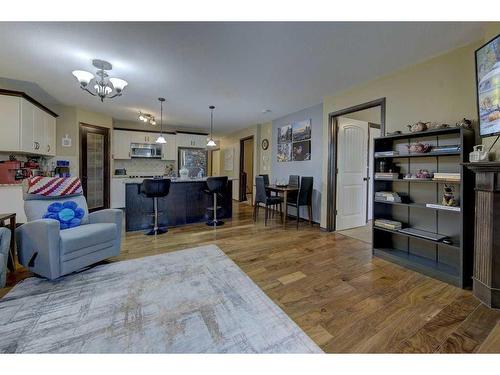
[162,134,177,160]
[113,130,132,159]
[0,92,57,156]
[176,133,208,148]
[0,95,21,152]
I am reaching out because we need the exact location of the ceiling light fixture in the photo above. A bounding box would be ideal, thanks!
[72,59,128,102]
[138,111,156,125]
[156,98,167,144]
[207,105,216,147]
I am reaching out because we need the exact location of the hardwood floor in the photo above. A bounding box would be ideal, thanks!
[2,202,499,353]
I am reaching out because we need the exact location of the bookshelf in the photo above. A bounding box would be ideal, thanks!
[372,127,475,288]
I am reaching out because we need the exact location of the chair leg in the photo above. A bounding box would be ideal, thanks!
[253,203,257,222]
[308,205,313,226]
[265,205,268,226]
[280,202,283,224]
[296,206,300,230]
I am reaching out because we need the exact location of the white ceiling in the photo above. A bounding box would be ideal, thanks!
[0,22,485,134]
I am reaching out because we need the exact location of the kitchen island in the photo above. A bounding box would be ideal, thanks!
[125,178,233,232]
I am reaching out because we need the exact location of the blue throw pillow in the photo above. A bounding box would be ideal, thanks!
[43,201,85,230]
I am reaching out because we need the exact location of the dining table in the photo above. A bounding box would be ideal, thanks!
[265,184,299,228]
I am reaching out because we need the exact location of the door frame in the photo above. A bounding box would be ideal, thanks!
[366,122,381,222]
[79,123,110,212]
[326,98,386,232]
[239,135,254,202]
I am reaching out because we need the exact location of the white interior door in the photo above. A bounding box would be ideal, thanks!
[367,126,381,221]
[336,117,369,230]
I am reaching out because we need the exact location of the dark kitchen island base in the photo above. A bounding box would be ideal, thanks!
[125,180,233,232]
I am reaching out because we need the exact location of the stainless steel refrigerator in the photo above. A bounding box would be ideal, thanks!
[178,147,208,178]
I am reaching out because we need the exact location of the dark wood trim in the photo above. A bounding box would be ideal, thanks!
[79,123,110,212]
[239,135,254,202]
[175,130,209,136]
[326,97,386,231]
[113,127,176,135]
[0,88,58,117]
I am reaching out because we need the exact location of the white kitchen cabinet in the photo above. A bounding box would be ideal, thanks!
[111,178,126,208]
[0,93,57,156]
[161,134,177,160]
[44,113,56,156]
[0,95,21,152]
[19,100,34,152]
[113,130,132,159]
[33,106,45,154]
[176,133,208,148]
[129,131,157,144]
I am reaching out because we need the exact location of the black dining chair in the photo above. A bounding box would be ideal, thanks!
[288,175,300,187]
[254,176,283,225]
[287,176,313,229]
[287,174,300,202]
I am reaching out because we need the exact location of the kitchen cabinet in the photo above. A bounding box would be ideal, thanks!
[113,130,132,159]
[0,95,21,152]
[176,133,208,148]
[0,93,57,156]
[111,178,127,208]
[130,131,157,144]
[45,113,56,156]
[161,134,177,161]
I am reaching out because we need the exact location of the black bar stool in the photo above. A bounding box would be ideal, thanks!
[141,178,171,235]
[205,176,228,227]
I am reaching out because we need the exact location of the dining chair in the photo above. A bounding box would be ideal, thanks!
[287,176,313,229]
[288,175,300,187]
[287,174,300,202]
[254,176,283,225]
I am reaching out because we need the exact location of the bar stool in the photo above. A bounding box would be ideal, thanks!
[205,176,228,227]
[141,178,171,235]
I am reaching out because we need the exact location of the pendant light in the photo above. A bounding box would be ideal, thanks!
[207,105,216,147]
[156,97,167,144]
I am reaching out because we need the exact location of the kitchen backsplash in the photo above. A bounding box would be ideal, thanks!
[114,159,176,176]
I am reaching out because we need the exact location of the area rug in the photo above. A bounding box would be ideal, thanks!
[0,245,322,353]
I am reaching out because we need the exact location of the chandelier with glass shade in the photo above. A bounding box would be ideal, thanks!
[72,59,128,102]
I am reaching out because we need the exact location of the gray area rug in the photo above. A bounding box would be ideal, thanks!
[0,245,322,353]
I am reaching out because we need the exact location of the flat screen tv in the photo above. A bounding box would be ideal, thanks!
[476,34,500,137]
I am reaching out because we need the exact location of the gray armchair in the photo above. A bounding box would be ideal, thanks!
[0,227,11,288]
[16,188,122,280]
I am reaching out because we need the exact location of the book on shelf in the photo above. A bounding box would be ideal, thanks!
[374,151,399,157]
[374,219,402,230]
[425,203,461,212]
[432,172,461,181]
[397,228,448,242]
[375,191,402,203]
[432,145,461,153]
[375,172,399,180]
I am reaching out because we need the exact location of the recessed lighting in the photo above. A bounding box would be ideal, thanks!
[262,109,272,114]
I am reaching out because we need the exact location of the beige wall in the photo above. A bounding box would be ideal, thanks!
[53,105,113,176]
[320,25,500,228]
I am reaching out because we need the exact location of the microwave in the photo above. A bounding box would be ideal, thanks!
[130,143,162,159]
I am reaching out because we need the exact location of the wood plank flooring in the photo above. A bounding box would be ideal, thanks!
[2,202,499,353]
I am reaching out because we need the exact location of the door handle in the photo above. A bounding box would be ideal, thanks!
[363,177,369,181]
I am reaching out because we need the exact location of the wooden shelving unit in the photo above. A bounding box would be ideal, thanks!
[372,127,475,288]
